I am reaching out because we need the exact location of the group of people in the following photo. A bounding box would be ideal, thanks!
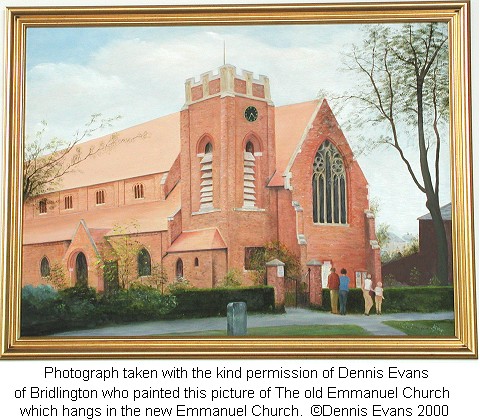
[327,267,384,316]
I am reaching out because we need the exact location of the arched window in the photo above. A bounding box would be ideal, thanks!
[175,258,184,279]
[243,141,256,207]
[199,142,213,210]
[75,252,88,287]
[134,183,144,199]
[96,190,105,205]
[194,257,199,267]
[40,257,50,278]
[39,199,47,214]
[312,140,347,224]
[137,248,151,276]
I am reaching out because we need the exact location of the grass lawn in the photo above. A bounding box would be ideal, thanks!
[382,320,455,336]
[157,324,369,336]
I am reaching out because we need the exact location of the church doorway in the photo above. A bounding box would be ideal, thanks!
[75,252,88,287]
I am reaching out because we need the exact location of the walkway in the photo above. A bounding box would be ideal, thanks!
[53,309,454,337]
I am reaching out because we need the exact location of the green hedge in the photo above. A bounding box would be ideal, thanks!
[321,286,454,314]
[21,285,176,336]
[170,286,275,317]
[21,285,274,335]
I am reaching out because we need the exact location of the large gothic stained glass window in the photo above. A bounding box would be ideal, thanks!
[312,140,347,224]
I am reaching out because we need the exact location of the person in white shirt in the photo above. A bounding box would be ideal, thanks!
[362,273,374,315]
[374,281,385,315]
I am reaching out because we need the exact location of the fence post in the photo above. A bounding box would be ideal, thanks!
[266,259,285,312]
[307,260,323,308]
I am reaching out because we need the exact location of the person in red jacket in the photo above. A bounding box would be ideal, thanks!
[327,267,340,314]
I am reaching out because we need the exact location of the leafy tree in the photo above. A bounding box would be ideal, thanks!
[376,223,391,250]
[100,221,143,289]
[45,261,68,290]
[247,241,301,285]
[342,23,449,283]
[24,114,148,201]
[217,268,242,288]
[144,263,169,294]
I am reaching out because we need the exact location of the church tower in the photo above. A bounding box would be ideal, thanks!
[179,65,278,279]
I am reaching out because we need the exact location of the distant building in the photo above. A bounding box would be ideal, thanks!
[22,64,381,291]
[382,203,452,285]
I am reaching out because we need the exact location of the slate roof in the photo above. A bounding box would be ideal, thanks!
[418,203,452,220]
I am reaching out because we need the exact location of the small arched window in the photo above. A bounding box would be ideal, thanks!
[312,140,347,224]
[137,248,151,276]
[96,190,105,205]
[39,199,47,214]
[40,257,50,277]
[199,142,213,210]
[134,183,144,199]
[194,257,199,267]
[175,258,184,279]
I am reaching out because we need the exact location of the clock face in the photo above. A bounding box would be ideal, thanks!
[244,106,258,122]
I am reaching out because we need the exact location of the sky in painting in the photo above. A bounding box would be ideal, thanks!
[25,24,451,236]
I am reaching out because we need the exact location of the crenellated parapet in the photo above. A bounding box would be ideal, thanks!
[183,64,273,108]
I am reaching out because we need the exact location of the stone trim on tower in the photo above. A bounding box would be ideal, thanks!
[183,64,273,109]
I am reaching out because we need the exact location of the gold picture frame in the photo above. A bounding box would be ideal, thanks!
[1,1,476,358]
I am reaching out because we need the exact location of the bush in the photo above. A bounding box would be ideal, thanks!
[170,286,275,317]
[21,284,177,335]
[217,269,242,288]
[99,284,177,322]
[321,286,453,314]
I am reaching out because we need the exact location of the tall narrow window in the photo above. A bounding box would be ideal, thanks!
[243,141,256,207]
[64,195,73,210]
[134,183,144,199]
[39,199,47,214]
[40,257,50,278]
[137,248,151,276]
[312,140,347,224]
[175,258,184,279]
[96,190,105,205]
[199,142,213,210]
[75,252,88,287]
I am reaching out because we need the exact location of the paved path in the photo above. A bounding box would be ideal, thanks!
[54,309,454,337]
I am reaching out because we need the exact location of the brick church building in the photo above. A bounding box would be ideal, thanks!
[22,64,381,292]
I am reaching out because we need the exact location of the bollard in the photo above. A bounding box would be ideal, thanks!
[227,302,247,336]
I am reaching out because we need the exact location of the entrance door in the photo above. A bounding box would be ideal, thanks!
[75,252,88,287]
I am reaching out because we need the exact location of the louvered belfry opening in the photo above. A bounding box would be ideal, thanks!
[199,142,214,210]
[243,141,256,208]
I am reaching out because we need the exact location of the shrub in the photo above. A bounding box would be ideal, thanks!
[99,284,177,322]
[217,269,242,288]
[167,277,193,293]
[321,286,453,314]
[170,286,275,317]
[21,285,59,333]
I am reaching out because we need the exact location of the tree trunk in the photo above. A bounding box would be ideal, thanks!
[417,83,450,284]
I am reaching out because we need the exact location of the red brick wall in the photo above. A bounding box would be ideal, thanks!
[22,241,70,287]
[162,249,228,289]
[287,100,380,286]
[180,91,279,278]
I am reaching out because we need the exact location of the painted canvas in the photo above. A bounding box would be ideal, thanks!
[20,17,456,340]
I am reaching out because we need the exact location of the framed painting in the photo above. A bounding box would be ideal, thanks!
[0,1,476,358]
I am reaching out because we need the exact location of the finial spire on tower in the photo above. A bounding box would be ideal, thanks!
[223,40,226,65]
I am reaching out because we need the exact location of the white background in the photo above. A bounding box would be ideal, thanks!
[1,0,479,418]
